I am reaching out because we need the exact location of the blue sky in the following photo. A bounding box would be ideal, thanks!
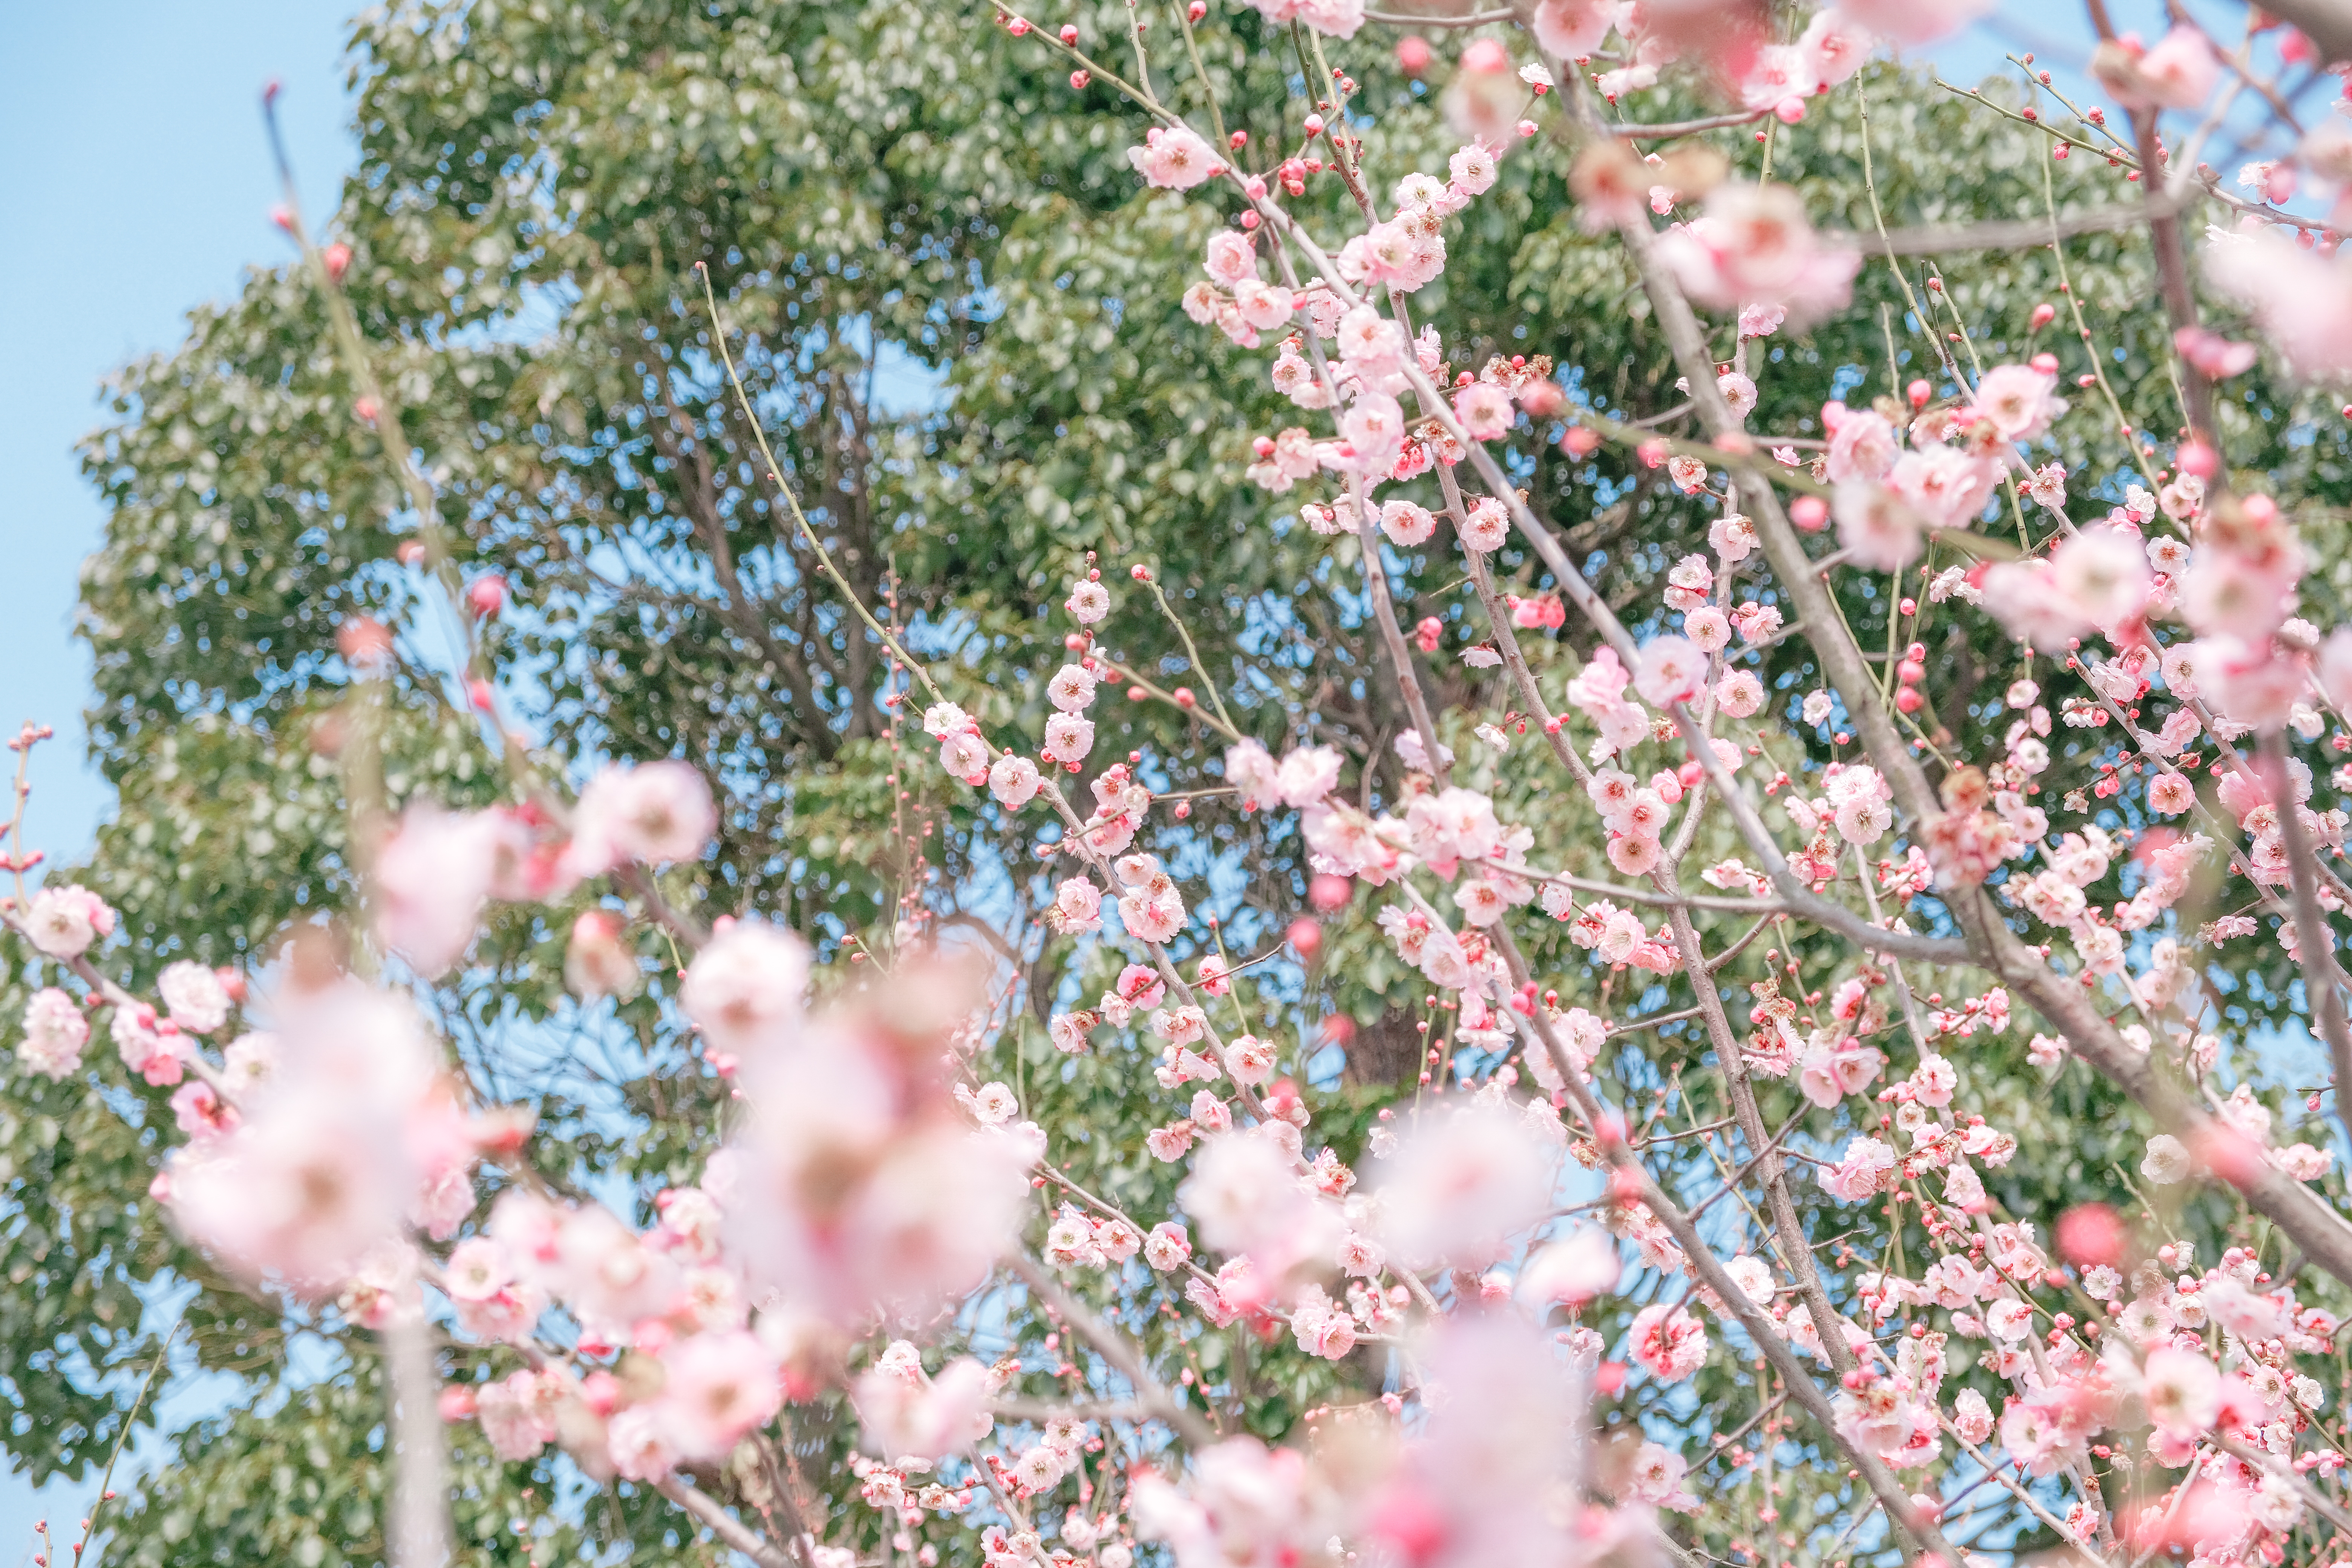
[0,0,354,880]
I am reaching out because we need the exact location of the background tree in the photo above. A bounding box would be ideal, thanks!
[8,0,2351,1562]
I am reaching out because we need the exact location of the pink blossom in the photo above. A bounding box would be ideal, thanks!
[1632,634,1707,706]
[569,760,717,873]
[167,986,436,1294]
[1833,0,1989,45]
[1134,1438,1340,1568]
[1223,738,1283,812]
[1338,392,1408,473]
[1980,530,2154,652]
[1833,481,1923,571]
[1886,446,1999,531]
[2132,26,2220,110]
[1453,381,1514,440]
[2207,230,2352,380]
[476,1368,562,1461]
[1457,495,1510,551]
[1819,1135,1897,1201]
[856,1352,993,1461]
[1375,1314,1616,1567]
[680,922,810,1059]
[18,988,88,1079]
[375,804,501,978]
[1375,1102,1556,1267]
[650,1329,782,1461]
[1203,230,1257,285]
[1798,8,1874,85]
[1144,1220,1192,1269]
[1244,0,1364,37]
[1798,1042,1885,1107]
[1628,1302,1708,1381]
[1970,362,2065,439]
[1125,126,1222,189]
[1442,40,1522,144]
[1275,745,1344,807]
[1530,0,1614,57]
[988,753,1041,808]
[1517,1228,1622,1306]
[1658,182,1861,327]
[1381,499,1436,547]
[721,969,1029,1324]
[24,884,115,960]
[1052,877,1103,934]
[158,960,231,1035]
[2142,1346,2222,1437]
[1119,875,1187,943]
[111,1006,187,1086]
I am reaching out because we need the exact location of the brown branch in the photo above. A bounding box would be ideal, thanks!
[2263,729,2352,1153]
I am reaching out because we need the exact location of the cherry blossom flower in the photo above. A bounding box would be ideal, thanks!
[17,987,88,1079]
[1833,481,1924,571]
[1457,495,1510,551]
[1126,126,1222,188]
[1243,0,1364,38]
[25,883,116,960]
[569,760,717,873]
[1530,0,1614,57]
[1043,712,1095,766]
[2141,1133,2191,1184]
[1834,0,1989,45]
[680,922,810,1060]
[1517,1228,1622,1306]
[1628,1302,1708,1381]
[375,805,502,978]
[2207,228,2352,379]
[856,1351,993,1462]
[649,1329,783,1461]
[1658,182,1861,327]
[1374,1101,1556,1268]
[1968,362,2065,439]
[158,960,231,1035]
[1632,634,1707,706]
[721,966,1029,1324]
[167,984,437,1295]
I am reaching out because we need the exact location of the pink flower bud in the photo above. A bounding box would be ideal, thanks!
[1460,37,1508,73]
[2055,1202,2126,1266]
